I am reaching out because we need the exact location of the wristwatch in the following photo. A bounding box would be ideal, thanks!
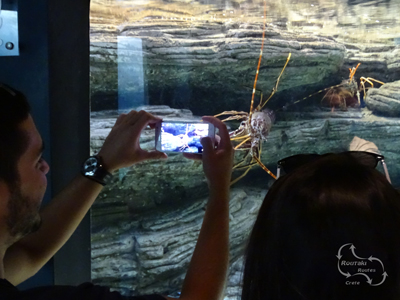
[81,155,112,186]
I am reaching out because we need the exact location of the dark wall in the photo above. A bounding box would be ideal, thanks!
[0,0,53,287]
[0,0,91,287]
[48,0,91,286]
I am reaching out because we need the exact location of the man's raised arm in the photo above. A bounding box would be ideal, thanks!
[4,110,167,285]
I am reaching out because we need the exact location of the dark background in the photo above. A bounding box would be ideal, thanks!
[0,0,91,287]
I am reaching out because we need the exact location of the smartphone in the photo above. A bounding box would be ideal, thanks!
[155,121,215,154]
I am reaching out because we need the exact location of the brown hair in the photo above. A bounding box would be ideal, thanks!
[242,153,400,300]
[0,84,31,187]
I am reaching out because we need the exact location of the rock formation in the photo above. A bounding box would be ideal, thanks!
[90,0,400,114]
[92,186,264,298]
[90,21,346,114]
[91,104,400,298]
[365,80,400,117]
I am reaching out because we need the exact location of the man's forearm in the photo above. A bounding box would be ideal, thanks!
[3,110,168,285]
[4,174,103,285]
[178,184,230,300]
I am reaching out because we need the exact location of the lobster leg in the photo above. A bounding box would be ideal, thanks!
[253,155,277,179]
[214,111,248,118]
[229,150,255,185]
[356,90,361,106]
[234,161,257,170]
[259,52,292,110]
[233,152,253,170]
[220,115,249,122]
[231,142,276,186]
[253,141,276,179]
[230,165,253,186]
[360,77,385,101]
[234,137,251,150]
[231,134,251,141]
[231,154,276,186]
[361,77,385,86]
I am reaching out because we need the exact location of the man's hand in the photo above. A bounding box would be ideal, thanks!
[98,110,167,173]
[184,116,234,188]
[4,110,167,285]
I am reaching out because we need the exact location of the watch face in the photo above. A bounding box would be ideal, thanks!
[83,157,98,176]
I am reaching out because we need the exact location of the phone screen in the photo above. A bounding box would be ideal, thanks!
[159,122,211,153]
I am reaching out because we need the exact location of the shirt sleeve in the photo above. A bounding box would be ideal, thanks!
[75,283,168,300]
[15,282,168,300]
[128,295,167,300]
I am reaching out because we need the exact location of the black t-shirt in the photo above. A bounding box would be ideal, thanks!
[0,279,166,300]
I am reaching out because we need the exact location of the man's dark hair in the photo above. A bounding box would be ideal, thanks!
[0,84,31,187]
[242,153,400,300]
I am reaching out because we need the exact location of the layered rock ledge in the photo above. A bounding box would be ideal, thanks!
[92,187,265,298]
[365,80,400,117]
[91,19,347,114]
[90,0,400,114]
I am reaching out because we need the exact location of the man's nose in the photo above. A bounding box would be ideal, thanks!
[42,159,50,175]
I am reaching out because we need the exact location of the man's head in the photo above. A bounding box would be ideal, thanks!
[0,84,49,243]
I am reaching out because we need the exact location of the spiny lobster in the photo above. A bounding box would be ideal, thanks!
[290,63,384,112]
[215,0,291,185]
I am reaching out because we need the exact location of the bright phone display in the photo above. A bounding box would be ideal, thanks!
[155,121,215,154]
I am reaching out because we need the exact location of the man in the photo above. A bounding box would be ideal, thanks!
[0,83,234,300]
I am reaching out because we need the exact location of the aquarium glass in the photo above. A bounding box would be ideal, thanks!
[90,0,400,297]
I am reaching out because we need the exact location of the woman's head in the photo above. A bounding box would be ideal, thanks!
[242,153,400,300]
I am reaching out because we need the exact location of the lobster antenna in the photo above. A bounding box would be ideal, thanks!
[249,0,267,120]
[275,82,345,111]
[349,63,361,82]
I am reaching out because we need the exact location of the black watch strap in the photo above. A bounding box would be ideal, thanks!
[81,155,113,186]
